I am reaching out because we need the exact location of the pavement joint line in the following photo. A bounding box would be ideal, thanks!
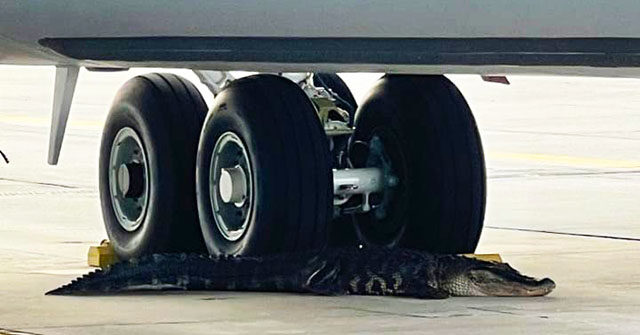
[0,125,99,139]
[0,115,103,129]
[486,226,640,242]
[333,307,456,319]
[0,189,97,197]
[487,151,640,169]
[0,328,43,335]
[0,177,78,189]
[485,128,640,142]
[0,247,86,260]
[18,320,225,330]
[466,306,519,316]
[494,248,638,257]
[488,169,640,179]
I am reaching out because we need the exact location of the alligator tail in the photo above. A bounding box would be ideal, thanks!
[46,253,311,296]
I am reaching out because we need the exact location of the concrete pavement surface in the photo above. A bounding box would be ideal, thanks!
[1,66,640,334]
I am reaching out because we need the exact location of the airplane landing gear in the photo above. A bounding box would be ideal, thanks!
[98,72,486,260]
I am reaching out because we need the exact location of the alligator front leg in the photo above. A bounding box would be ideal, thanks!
[394,281,450,299]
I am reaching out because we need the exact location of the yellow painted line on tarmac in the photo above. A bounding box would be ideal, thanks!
[0,114,102,130]
[487,151,640,169]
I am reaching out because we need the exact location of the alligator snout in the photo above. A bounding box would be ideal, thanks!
[439,258,556,297]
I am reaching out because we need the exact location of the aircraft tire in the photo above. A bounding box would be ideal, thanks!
[99,73,207,260]
[346,75,486,253]
[196,74,332,256]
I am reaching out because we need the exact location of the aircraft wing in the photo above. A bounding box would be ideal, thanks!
[2,1,640,76]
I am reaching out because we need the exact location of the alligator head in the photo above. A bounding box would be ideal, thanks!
[437,256,556,297]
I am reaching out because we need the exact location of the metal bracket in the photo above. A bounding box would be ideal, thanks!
[481,75,510,85]
[48,66,79,165]
[193,70,234,95]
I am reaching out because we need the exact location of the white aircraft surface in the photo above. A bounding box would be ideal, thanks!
[1,1,639,259]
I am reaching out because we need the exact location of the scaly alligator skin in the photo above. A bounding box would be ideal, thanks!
[46,247,555,298]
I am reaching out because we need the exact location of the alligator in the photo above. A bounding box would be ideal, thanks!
[46,246,555,298]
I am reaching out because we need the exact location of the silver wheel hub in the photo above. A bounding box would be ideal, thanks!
[108,127,149,232]
[210,132,253,242]
[366,135,398,220]
[219,166,248,206]
[117,164,131,195]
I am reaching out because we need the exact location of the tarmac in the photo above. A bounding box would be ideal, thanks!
[1,66,640,334]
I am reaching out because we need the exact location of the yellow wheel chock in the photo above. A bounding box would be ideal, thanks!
[462,253,503,263]
[87,240,118,269]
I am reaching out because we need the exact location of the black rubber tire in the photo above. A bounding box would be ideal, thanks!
[196,74,333,256]
[313,73,358,125]
[348,75,486,253]
[99,73,207,259]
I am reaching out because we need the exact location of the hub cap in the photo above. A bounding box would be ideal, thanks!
[210,132,253,242]
[109,127,149,232]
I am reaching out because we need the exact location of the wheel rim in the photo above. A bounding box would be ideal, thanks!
[352,131,406,247]
[108,127,149,232]
[365,135,399,221]
[209,131,253,242]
